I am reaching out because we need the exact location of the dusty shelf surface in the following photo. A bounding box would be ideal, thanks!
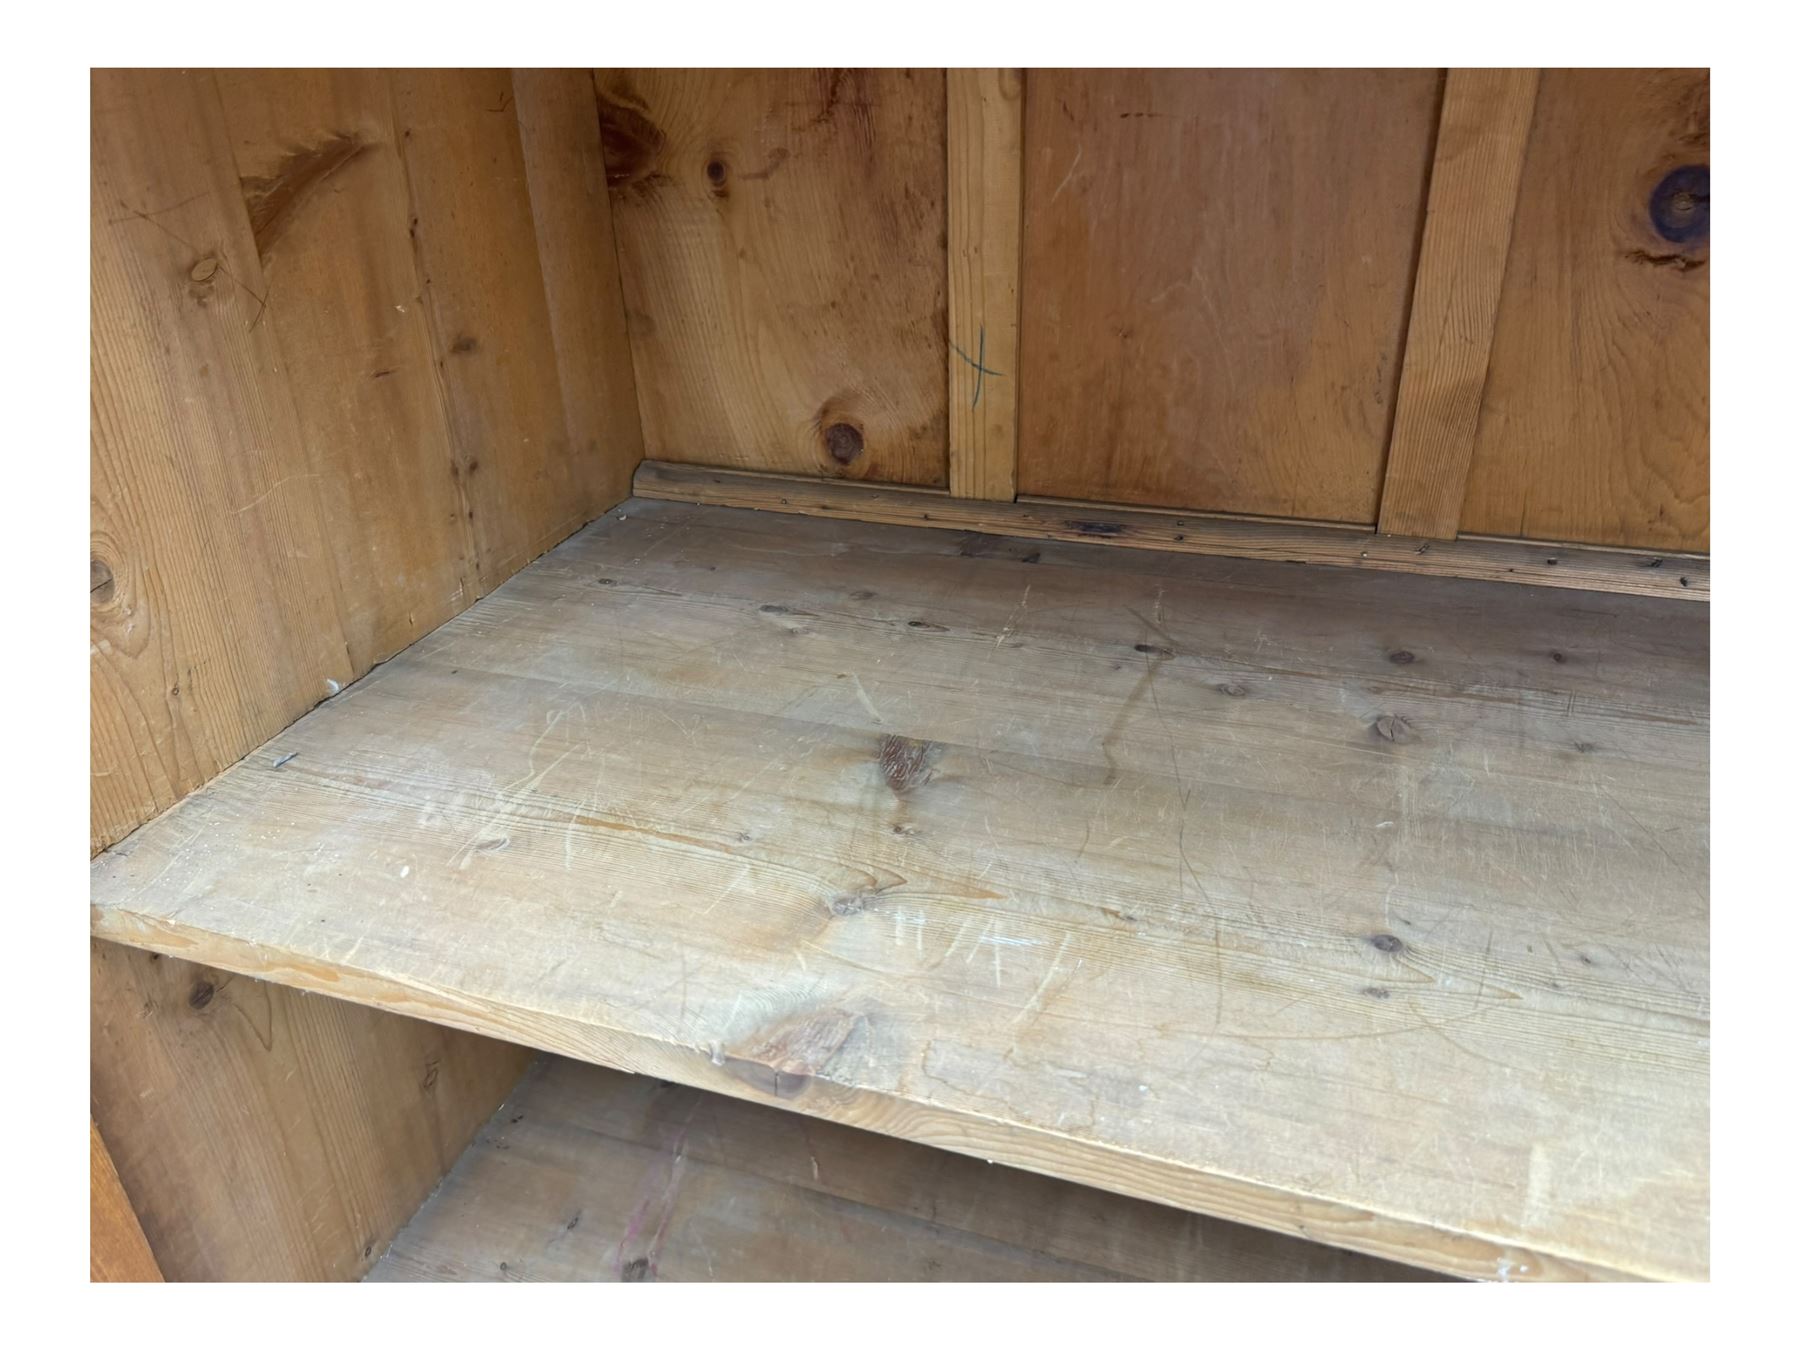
[92,498,1709,1281]
[371,1054,1442,1281]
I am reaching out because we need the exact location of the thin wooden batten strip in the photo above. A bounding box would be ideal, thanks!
[1378,69,1542,539]
[633,461,1708,600]
[946,70,1024,501]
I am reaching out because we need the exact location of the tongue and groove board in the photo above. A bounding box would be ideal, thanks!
[1016,70,1442,523]
[90,499,1709,1282]
[595,70,949,486]
[1458,69,1710,551]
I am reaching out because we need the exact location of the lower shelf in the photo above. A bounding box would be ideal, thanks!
[370,1055,1442,1282]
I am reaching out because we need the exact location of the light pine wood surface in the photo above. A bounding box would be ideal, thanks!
[1017,70,1441,523]
[372,1056,1444,1281]
[1460,69,1709,549]
[388,68,636,588]
[91,68,357,854]
[947,69,1023,502]
[1378,70,1541,540]
[91,941,531,1281]
[214,69,472,675]
[92,499,1708,1281]
[596,69,949,486]
[511,69,647,513]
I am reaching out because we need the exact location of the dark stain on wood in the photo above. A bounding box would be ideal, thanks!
[240,133,369,258]
[1371,714,1416,744]
[879,734,934,794]
[704,156,729,197]
[829,886,893,918]
[1367,933,1405,955]
[1622,248,1706,273]
[1066,519,1126,537]
[800,69,872,136]
[596,88,667,190]
[823,421,865,465]
[722,1009,864,1099]
[1648,164,1709,245]
[739,147,790,182]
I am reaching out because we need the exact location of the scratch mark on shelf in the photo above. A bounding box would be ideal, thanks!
[1012,932,1073,1026]
[848,672,884,724]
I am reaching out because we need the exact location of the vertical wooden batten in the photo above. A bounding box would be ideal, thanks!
[1378,69,1541,539]
[947,69,1024,501]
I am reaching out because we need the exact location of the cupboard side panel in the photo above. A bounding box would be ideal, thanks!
[91,941,531,1281]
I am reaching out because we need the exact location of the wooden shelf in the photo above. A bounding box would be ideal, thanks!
[372,1055,1442,1281]
[91,498,1709,1281]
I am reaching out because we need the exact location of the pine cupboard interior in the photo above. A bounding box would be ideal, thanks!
[89,68,1709,1283]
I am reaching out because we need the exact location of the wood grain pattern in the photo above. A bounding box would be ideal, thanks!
[390,69,623,590]
[1018,70,1442,522]
[214,69,473,673]
[92,69,642,854]
[91,1120,162,1282]
[636,462,1708,600]
[1378,70,1541,539]
[512,69,646,512]
[948,69,1023,501]
[91,940,531,1281]
[93,500,1709,1280]
[597,70,949,485]
[1460,70,1709,549]
[373,1056,1443,1281]
[91,68,354,854]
